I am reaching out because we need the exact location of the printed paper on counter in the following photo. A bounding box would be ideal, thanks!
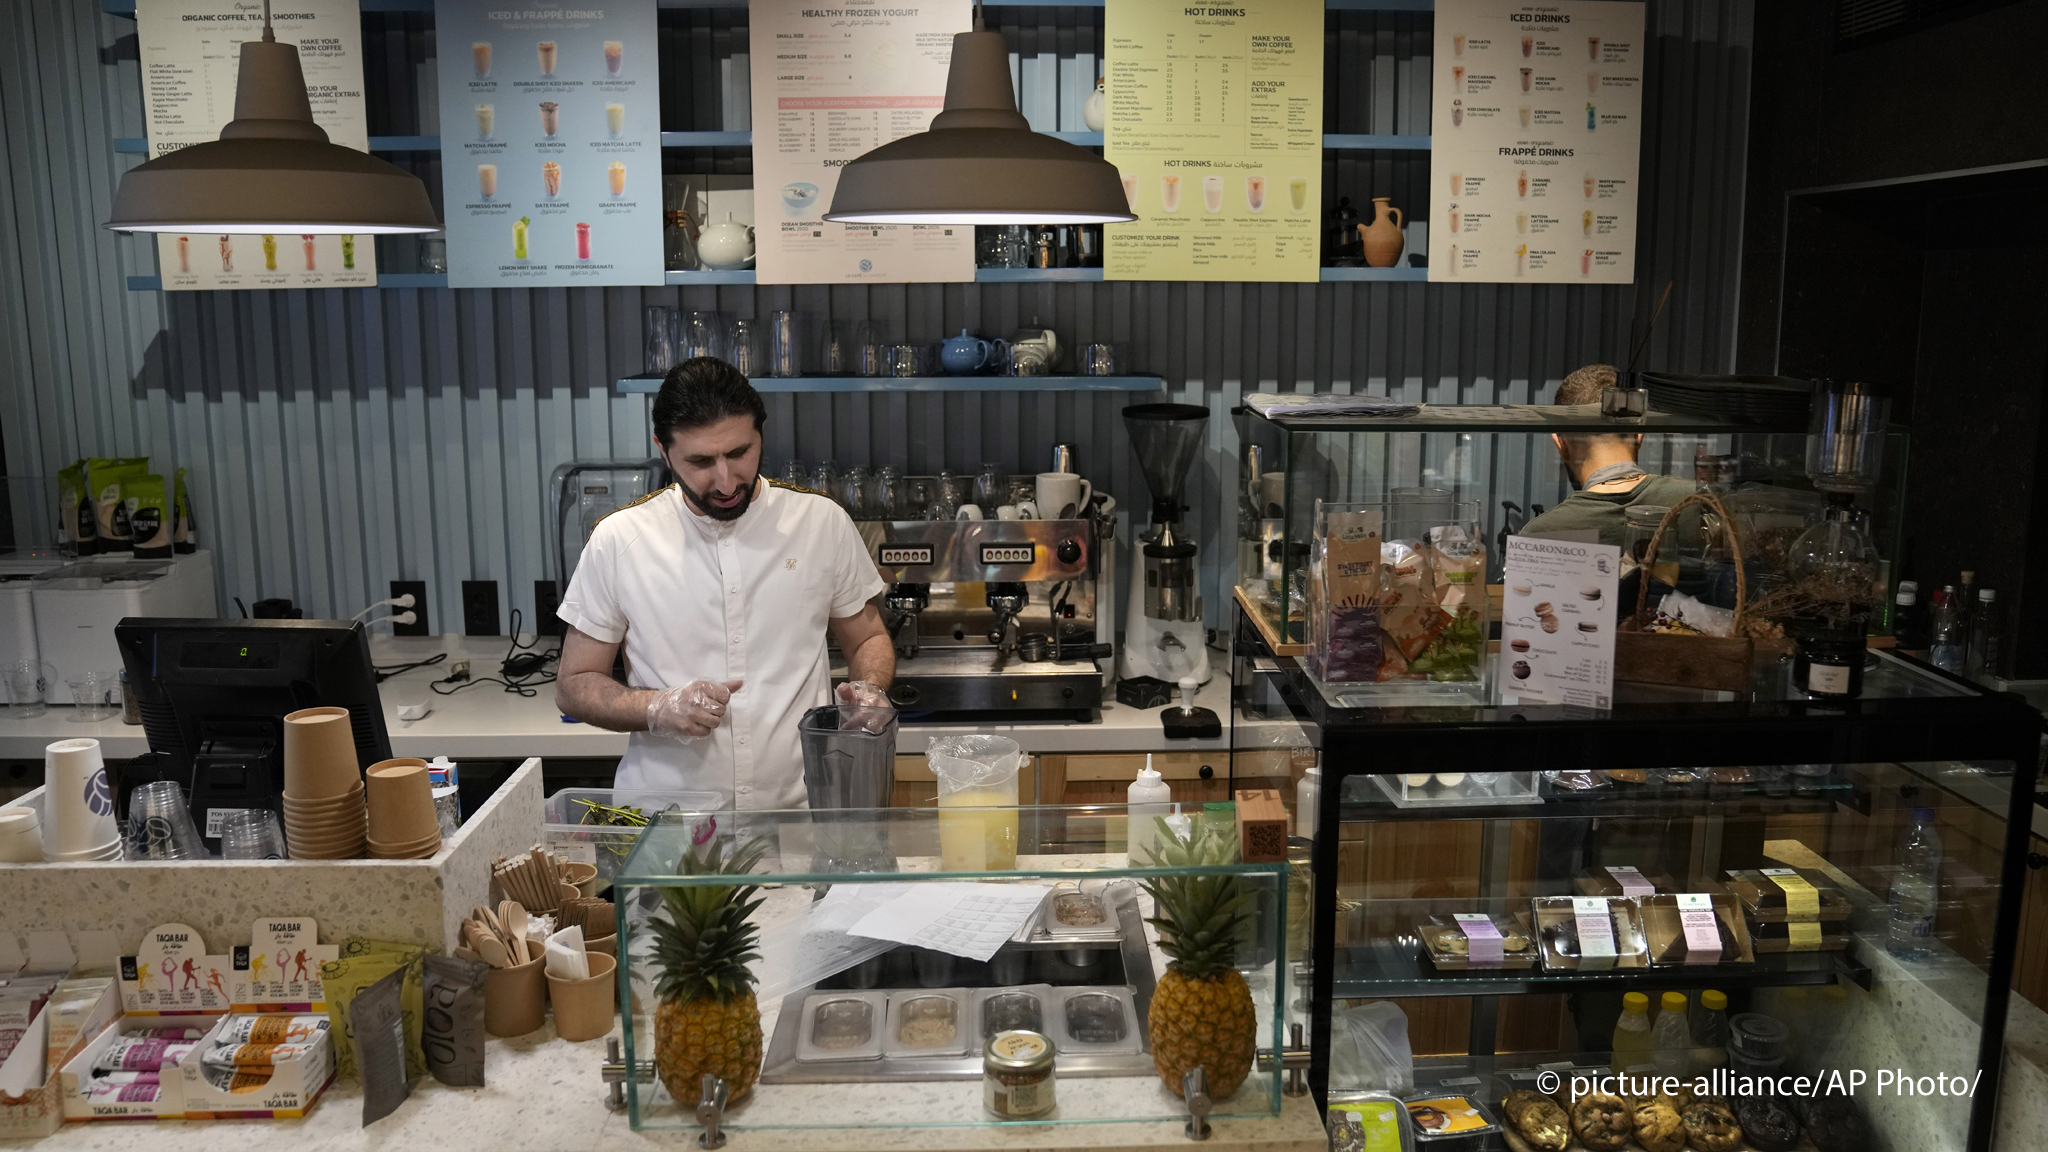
[435,0,666,287]
[748,0,974,284]
[1499,534,1619,707]
[137,0,378,289]
[1104,0,1325,282]
[1428,0,1644,283]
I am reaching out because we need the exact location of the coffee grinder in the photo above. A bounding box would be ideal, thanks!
[1119,404,1214,694]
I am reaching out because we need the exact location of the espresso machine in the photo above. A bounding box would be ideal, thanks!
[1118,404,1212,687]
[859,516,1112,720]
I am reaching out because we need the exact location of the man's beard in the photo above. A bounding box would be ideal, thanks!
[678,474,756,521]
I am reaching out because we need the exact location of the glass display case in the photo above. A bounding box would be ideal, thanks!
[1230,603,2042,1152]
[1231,404,1911,684]
[614,804,1291,1135]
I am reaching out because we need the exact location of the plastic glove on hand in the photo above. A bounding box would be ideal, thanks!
[646,679,744,741]
[835,679,895,733]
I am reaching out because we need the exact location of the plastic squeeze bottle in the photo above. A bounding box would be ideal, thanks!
[1690,989,1730,1070]
[1612,991,1654,1073]
[1650,991,1694,1079]
[1127,755,1172,864]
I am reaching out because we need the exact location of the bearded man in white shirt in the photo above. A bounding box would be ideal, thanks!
[554,357,894,807]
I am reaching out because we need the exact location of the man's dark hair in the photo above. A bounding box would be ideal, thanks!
[652,357,766,446]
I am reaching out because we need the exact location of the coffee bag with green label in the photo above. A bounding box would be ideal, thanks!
[129,474,172,558]
[172,466,197,553]
[86,457,149,552]
[57,460,95,554]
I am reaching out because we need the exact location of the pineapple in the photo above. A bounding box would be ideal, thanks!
[650,834,772,1106]
[1140,820,1260,1098]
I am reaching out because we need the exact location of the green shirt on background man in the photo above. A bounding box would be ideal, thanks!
[1520,474,1697,547]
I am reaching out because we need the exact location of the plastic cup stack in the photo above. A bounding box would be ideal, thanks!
[43,739,122,860]
[366,758,443,859]
[219,809,288,860]
[280,706,367,858]
[125,780,208,860]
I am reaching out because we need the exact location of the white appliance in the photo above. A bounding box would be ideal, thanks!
[0,549,64,682]
[30,550,218,700]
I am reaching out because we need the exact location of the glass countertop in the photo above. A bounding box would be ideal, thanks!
[616,803,1292,886]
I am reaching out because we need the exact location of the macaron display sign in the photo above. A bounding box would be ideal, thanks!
[1500,535,1619,707]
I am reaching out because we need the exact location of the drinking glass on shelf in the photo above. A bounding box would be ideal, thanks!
[68,672,120,721]
[811,461,842,506]
[842,466,873,518]
[877,466,906,519]
[3,660,52,718]
[929,472,963,520]
[679,310,731,362]
[768,310,804,378]
[644,306,677,374]
[729,318,766,377]
[781,459,808,487]
[974,463,1008,509]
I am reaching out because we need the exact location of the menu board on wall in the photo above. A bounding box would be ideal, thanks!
[434,0,665,288]
[1102,0,1323,283]
[137,0,376,289]
[748,0,974,284]
[1428,0,1643,284]
[1500,535,1619,708]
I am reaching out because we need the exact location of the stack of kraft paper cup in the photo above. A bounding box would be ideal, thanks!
[279,706,367,859]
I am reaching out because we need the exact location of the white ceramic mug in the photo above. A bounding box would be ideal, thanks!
[995,504,1021,521]
[1035,473,1093,520]
[1014,499,1039,520]
[955,503,984,521]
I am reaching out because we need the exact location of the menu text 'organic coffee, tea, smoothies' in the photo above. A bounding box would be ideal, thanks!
[136,0,377,290]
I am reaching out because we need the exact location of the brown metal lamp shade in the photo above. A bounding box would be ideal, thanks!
[106,39,440,235]
[823,30,1135,226]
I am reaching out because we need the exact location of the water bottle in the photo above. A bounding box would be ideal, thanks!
[1966,589,2001,682]
[1929,587,1966,673]
[1887,807,1942,960]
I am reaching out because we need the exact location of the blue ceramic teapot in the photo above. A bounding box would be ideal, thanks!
[940,329,993,375]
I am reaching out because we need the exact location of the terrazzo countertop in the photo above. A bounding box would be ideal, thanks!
[26,1022,1329,1152]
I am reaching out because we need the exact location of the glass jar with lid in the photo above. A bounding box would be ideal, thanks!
[983,1030,1057,1119]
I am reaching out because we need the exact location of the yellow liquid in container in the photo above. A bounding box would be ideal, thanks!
[937,792,1018,871]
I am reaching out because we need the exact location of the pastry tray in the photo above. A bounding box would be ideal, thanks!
[1724,868,1853,922]
[1638,893,1755,966]
[1744,917,1851,953]
[1527,898,1649,971]
[1573,868,1681,899]
[1417,914,1539,971]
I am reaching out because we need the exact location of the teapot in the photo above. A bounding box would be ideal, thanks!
[1008,325,1059,376]
[697,215,755,271]
[940,329,994,375]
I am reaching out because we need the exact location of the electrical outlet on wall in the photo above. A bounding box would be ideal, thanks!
[389,580,429,636]
[534,579,562,637]
[462,580,501,637]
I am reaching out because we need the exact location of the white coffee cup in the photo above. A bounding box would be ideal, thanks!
[45,738,118,856]
[1035,473,1094,520]
[956,503,984,521]
[1014,499,1039,520]
[0,806,43,863]
[995,504,1021,521]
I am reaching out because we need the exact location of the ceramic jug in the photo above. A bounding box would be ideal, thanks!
[941,330,993,375]
[697,215,755,271]
[1359,198,1405,268]
[1083,77,1106,132]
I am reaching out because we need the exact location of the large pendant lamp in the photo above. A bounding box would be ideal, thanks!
[823,10,1136,226]
[105,4,439,235]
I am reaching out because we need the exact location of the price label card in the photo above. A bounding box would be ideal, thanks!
[1762,868,1824,949]
[1677,893,1722,963]
[1572,896,1617,968]
[1453,913,1504,965]
[1605,865,1655,898]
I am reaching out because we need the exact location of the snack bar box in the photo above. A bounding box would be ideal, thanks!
[0,978,121,1138]
[60,1013,335,1120]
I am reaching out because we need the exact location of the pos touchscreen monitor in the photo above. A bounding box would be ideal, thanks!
[115,618,392,849]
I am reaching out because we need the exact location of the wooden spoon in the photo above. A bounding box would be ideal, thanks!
[475,933,512,969]
[501,901,531,963]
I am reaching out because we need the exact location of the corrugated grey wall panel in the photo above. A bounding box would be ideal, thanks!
[1,0,1751,644]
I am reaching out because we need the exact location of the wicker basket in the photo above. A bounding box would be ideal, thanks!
[1614,492,1756,692]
